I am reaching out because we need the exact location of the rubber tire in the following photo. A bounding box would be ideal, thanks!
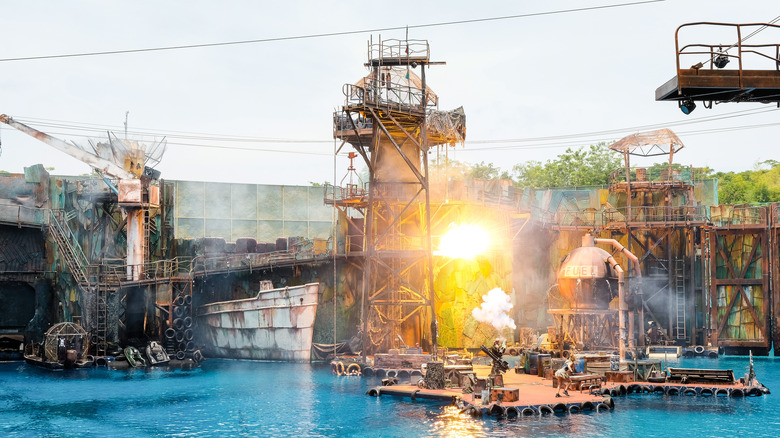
[552,403,567,414]
[596,403,610,412]
[363,367,375,377]
[568,404,581,414]
[521,407,536,416]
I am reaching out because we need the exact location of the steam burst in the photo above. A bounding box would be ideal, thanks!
[471,287,516,332]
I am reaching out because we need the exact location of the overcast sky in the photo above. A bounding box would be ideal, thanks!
[0,1,777,186]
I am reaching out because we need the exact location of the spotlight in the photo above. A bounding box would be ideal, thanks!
[713,54,730,69]
[680,99,696,115]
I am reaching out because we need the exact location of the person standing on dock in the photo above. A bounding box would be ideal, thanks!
[555,360,575,397]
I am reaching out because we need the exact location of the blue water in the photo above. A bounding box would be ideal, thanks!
[0,356,778,437]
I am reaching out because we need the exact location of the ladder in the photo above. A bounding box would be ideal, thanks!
[674,258,686,339]
[94,272,108,357]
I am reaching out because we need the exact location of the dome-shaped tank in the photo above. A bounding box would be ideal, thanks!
[557,245,618,309]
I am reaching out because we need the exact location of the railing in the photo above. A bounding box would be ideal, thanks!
[675,22,780,86]
[710,205,768,227]
[368,38,429,63]
[537,204,709,228]
[324,183,368,204]
[333,110,373,133]
[342,80,436,111]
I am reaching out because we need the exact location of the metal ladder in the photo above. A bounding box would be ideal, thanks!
[674,258,686,339]
[95,272,108,357]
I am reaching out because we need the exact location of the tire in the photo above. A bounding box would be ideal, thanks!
[366,388,379,397]
[568,404,581,414]
[175,351,186,360]
[174,306,186,318]
[174,296,185,307]
[346,363,361,376]
[184,329,194,341]
[336,361,345,376]
[397,369,411,379]
[618,385,627,395]
[505,406,520,417]
[731,388,744,397]
[386,369,398,378]
[666,387,680,396]
[610,389,619,397]
[653,385,665,394]
[642,385,654,393]
[488,404,504,417]
[411,370,423,377]
[184,317,193,328]
[552,403,567,414]
[747,387,762,397]
[581,401,595,412]
[175,331,185,343]
[375,369,387,378]
[596,403,610,412]
[192,350,204,362]
[683,388,697,396]
[715,388,730,397]
[173,318,185,331]
[164,328,176,339]
[700,388,714,397]
[694,345,705,355]
[626,384,639,393]
[363,367,375,377]
[708,351,718,359]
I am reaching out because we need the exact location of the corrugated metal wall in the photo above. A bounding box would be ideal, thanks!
[172,182,333,242]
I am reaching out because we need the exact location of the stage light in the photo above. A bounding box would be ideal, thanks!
[680,99,696,115]
[713,54,730,69]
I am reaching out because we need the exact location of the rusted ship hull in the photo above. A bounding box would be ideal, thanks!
[196,283,319,362]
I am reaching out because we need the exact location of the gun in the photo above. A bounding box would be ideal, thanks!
[481,345,509,374]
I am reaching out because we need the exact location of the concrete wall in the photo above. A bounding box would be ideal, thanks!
[172,182,333,242]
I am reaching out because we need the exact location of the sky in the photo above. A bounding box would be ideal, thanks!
[0,0,778,186]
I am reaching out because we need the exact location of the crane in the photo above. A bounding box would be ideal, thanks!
[0,114,164,281]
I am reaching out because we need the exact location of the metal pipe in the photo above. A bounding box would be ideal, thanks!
[605,256,626,360]
[595,238,642,278]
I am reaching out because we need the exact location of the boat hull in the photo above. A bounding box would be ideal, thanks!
[197,283,319,362]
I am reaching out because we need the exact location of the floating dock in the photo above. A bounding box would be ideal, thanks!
[367,365,614,417]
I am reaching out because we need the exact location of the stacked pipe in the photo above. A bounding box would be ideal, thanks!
[164,294,204,362]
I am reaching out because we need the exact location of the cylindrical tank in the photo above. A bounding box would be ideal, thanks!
[557,236,618,309]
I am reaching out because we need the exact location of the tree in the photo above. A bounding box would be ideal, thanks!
[512,142,622,188]
[469,161,510,180]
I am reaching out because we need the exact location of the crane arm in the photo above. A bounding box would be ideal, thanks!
[0,114,136,180]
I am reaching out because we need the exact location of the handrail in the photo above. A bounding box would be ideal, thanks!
[675,22,780,93]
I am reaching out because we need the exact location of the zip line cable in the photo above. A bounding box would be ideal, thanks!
[0,1,663,63]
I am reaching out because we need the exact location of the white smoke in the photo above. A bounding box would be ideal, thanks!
[471,287,517,332]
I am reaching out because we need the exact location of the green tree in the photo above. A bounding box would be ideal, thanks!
[512,142,622,188]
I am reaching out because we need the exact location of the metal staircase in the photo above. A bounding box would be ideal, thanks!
[48,210,90,288]
[674,258,686,340]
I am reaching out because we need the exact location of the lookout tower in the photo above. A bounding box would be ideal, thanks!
[329,36,465,356]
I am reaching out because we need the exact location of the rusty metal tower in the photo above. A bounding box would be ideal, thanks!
[331,36,451,356]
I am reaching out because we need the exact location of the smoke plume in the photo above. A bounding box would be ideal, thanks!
[471,287,517,332]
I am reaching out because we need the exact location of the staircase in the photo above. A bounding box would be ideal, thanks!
[674,258,686,340]
[48,210,90,289]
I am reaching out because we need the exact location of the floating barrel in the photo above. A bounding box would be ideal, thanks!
[521,407,536,416]
[538,405,554,415]
[552,403,567,414]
